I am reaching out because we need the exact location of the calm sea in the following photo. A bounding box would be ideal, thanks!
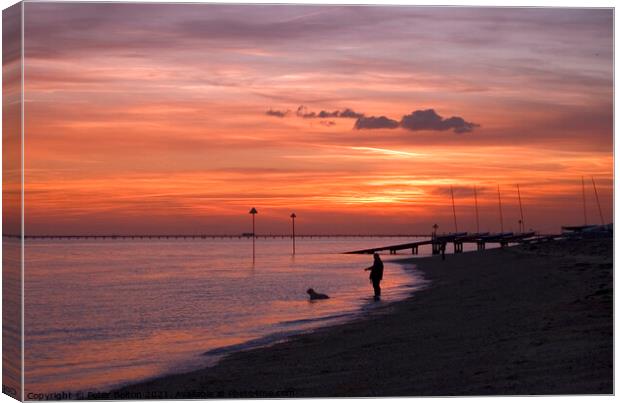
[24,237,434,394]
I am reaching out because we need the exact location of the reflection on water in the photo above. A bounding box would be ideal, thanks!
[3,238,22,400]
[25,237,427,394]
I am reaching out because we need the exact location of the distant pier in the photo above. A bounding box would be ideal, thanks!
[3,233,433,241]
[2,232,562,255]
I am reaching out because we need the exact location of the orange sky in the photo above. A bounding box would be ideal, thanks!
[20,4,613,235]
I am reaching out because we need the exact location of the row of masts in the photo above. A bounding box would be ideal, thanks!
[448,176,604,234]
[449,183,525,234]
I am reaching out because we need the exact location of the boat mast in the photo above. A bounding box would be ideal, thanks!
[516,184,524,233]
[497,184,504,233]
[582,176,588,225]
[473,185,480,233]
[450,185,458,233]
[591,176,605,225]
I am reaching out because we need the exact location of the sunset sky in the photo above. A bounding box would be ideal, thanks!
[22,4,613,235]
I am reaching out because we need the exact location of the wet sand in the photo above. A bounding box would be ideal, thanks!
[113,238,612,397]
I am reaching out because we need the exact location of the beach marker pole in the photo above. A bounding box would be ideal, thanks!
[591,176,605,225]
[582,176,588,225]
[249,207,258,260]
[290,213,296,255]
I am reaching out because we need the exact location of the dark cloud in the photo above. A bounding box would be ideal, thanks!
[400,109,479,133]
[297,105,364,119]
[354,116,399,130]
[275,105,478,134]
[354,109,478,132]
[317,110,340,118]
[338,108,365,119]
[267,105,364,120]
[351,108,479,133]
[296,105,316,118]
[265,109,289,117]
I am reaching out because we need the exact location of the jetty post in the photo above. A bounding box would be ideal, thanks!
[290,213,296,255]
[249,207,258,260]
[432,223,440,255]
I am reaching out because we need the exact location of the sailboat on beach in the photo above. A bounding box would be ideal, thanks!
[562,176,612,237]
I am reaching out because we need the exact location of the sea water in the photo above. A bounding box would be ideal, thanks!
[23,237,433,394]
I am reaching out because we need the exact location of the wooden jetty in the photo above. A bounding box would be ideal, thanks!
[344,239,434,255]
[345,232,466,255]
[345,231,547,255]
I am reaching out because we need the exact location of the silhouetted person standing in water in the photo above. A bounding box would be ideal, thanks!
[364,253,384,300]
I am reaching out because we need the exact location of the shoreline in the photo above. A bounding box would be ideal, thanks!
[110,238,612,397]
[100,258,427,396]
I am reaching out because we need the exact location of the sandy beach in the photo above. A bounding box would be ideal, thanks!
[111,238,612,397]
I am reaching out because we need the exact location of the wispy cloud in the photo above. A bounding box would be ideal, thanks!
[348,146,426,158]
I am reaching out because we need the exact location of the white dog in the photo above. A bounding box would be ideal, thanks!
[307,288,329,300]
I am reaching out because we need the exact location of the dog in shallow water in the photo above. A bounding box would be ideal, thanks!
[307,288,329,300]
